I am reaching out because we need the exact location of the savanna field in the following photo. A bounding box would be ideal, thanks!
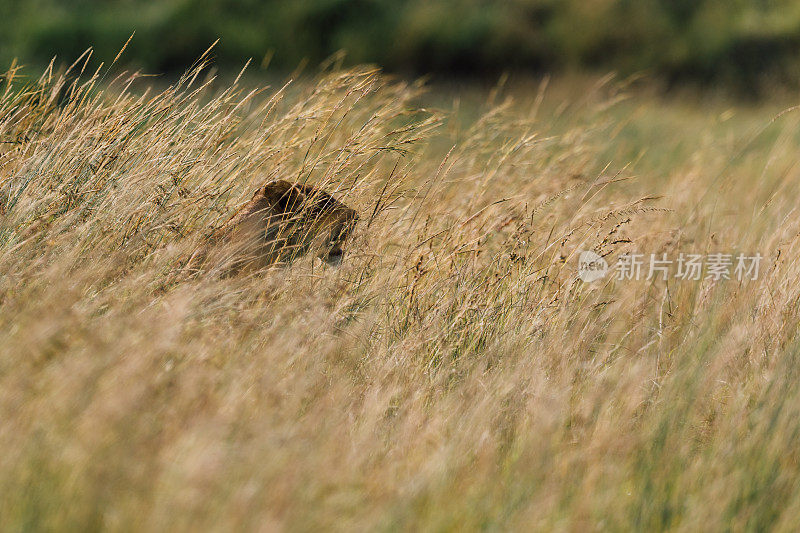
[5,55,800,531]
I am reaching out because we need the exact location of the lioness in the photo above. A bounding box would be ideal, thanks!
[185,180,358,275]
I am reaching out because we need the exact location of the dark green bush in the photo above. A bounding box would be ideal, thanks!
[3,0,800,90]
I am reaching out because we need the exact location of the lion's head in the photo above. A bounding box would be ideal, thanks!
[188,180,358,275]
[259,180,359,266]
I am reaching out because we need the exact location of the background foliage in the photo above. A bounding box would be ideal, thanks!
[4,0,800,90]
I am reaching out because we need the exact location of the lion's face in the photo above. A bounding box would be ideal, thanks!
[314,210,359,266]
[224,180,358,271]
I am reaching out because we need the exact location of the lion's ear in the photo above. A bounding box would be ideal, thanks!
[261,180,292,200]
[262,180,305,213]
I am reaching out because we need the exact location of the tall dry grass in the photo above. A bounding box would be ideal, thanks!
[3,55,800,531]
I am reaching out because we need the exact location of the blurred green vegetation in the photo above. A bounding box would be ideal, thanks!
[3,0,800,91]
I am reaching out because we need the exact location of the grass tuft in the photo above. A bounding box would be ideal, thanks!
[2,60,800,530]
